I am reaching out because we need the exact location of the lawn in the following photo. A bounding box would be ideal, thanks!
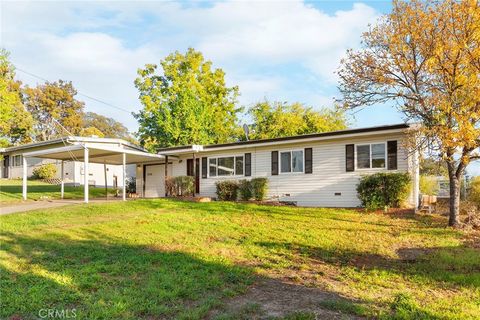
[1,199,479,319]
[0,179,116,203]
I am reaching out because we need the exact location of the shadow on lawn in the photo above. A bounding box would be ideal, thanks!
[255,241,480,289]
[0,230,448,320]
[0,231,252,320]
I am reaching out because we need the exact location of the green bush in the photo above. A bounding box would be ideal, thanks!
[468,176,480,208]
[215,180,239,201]
[238,179,252,201]
[251,177,268,201]
[166,176,194,196]
[32,163,57,180]
[419,175,439,195]
[357,172,411,210]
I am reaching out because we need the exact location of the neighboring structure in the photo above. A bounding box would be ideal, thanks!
[135,123,420,208]
[0,137,164,203]
[1,138,137,187]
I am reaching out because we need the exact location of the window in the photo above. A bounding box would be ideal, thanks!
[12,155,22,167]
[209,158,217,177]
[280,150,304,173]
[356,143,386,169]
[209,156,244,177]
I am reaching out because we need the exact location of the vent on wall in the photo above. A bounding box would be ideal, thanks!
[334,192,341,196]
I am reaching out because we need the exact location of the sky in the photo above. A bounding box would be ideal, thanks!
[1,0,478,175]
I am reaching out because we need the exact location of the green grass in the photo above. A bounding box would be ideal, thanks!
[1,198,479,319]
[0,179,116,203]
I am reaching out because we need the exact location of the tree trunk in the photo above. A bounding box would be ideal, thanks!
[446,160,463,227]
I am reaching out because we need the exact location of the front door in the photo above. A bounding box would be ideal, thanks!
[187,158,200,194]
[144,165,165,197]
[3,156,9,178]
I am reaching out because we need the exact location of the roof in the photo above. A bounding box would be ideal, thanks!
[157,123,412,155]
[0,136,144,153]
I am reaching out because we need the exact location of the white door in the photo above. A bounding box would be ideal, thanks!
[144,165,165,198]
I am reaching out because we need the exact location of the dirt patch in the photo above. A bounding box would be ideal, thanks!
[208,277,364,319]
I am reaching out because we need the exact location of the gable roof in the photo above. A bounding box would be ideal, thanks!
[157,123,412,155]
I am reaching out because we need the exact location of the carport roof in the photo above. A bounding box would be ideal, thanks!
[18,137,165,165]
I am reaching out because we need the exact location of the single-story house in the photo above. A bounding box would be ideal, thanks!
[0,137,137,187]
[1,123,420,207]
[136,123,420,208]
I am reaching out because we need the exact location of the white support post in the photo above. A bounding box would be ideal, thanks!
[122,153,126,201]
[84,147,89,204]
[60,160,64,199]
[22,156,27,201]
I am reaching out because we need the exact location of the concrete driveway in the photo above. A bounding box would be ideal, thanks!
[0,199,124,215]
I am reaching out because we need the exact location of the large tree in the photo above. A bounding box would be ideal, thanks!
[134,48,241,151]
[24,80,85,141]
[82,112,130,139]
[337,0,480,226]
[248,101,347,140]
[0,49,33,145]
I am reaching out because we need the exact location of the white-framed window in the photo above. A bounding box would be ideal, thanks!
[208,155,244,177]
[280,150,304,173]
[11,155,23,167]
[356,143,386,169]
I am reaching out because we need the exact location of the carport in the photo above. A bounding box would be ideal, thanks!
[21,138,165,203]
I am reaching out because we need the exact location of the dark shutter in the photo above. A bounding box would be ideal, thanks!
[201,157,207,178]
[304,148,313,174]
[387,140,398,170]
[245,153,252,176]
[271,151,279,175]
[346,144,355,172]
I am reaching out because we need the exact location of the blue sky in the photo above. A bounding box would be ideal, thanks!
[1,0,478,174]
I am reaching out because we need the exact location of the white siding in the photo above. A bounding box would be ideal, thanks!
[137,131,418,208]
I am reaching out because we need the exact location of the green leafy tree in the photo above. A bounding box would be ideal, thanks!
[0,49,33,145]
[24,80,85,141]
[134,48,241,151]
[420,157,448,177]
[248,101,347,140]
[83,112,130,139]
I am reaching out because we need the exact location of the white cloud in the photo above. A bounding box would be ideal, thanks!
[1,1,380,132]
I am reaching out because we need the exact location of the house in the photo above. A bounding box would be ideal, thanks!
[0,137,138,188]
[2,124,420,207]
[136,123,420,208]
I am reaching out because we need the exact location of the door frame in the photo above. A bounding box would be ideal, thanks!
[186,158,200,194]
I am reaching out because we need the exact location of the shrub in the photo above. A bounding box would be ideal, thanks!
[166,176,194,196]
[215,180,239,201]
[251,177,268,201]
[32,163,57,180]
[419,175,439,195]
[238,179,252,201]
[357,172,411,210]
[468,176,480,208]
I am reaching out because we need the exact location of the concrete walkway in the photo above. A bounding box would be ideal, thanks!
[0,199,124,215]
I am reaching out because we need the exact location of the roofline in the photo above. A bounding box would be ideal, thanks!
[0,136,144,153]
[157,123,412,154]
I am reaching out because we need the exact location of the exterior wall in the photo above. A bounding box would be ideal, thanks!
[73,162,135,187]
[4,152,135,187]
[136,131,419,207]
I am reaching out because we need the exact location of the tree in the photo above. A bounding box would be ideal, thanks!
[80,126,105,138]
[248,101,347,140]
[134,48,241,151]
[83,112,130,139]
[337,0,480,226]
[24,80,85,141]
[420,157,448,177]
[0,49,33,145]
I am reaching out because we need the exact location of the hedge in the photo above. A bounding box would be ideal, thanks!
[357,172,411,210]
